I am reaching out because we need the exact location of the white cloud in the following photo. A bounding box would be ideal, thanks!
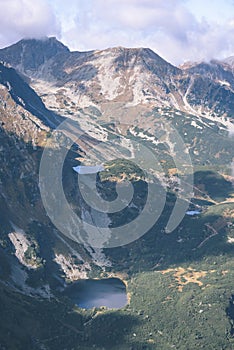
[1,0,234,65]
[0,0,60,47]
[55,0,234,64]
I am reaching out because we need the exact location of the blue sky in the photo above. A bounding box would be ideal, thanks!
[0,0,234,65]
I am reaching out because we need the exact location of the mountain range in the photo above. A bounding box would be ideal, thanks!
[0,37,234,350]
[1,37,234,119]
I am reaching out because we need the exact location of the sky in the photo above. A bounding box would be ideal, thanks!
[0,0,234,65]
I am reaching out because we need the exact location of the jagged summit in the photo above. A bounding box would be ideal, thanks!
[96,46,161,57]
[97,45,179,74]
[179,61,202,70]
[1,36,70,56]
[0,37,70,76]
[222,56,234,68]
[179,59,234,89]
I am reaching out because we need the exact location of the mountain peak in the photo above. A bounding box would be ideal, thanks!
[3,36,69,53]
[93,45,179,76]
[18,36,69,52]
[222,56,234,68]
[97,46,169,60]
[0,37,70,74]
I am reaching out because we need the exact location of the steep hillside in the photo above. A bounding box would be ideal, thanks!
[0,61,63,128]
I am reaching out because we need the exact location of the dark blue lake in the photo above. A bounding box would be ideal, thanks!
[64,278,128,309]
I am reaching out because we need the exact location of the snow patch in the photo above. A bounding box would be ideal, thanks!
[218,80,230,87]
[54,254,91,281]
[227,236,234,243]
[8,223,39,269]
[191,120,203,129]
